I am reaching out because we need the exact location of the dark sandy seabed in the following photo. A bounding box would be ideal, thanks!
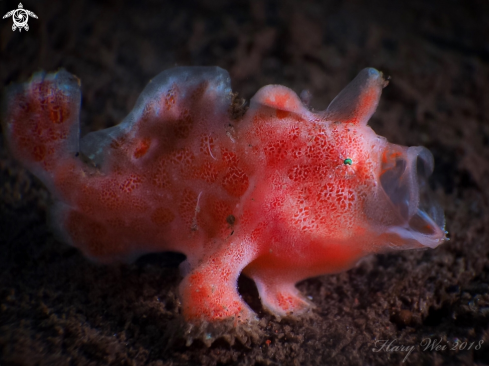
[1,0,489,365]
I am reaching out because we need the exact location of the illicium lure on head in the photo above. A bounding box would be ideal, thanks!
[2,66,446,332]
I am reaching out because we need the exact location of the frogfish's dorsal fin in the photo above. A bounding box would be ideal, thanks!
[323,68,388,126]
[250,85,309,118]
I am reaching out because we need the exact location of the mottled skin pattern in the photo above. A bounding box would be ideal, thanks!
[2,67,446,325]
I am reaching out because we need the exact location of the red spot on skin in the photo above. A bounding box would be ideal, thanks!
[220,148,238,166]
[47,93,70,125]
[119,174,143,193]
[276,292,296,311]
[133,139,151,158]
[222,166,249,197]
[170,148,194,168]
[99,179,123,210]
[264,140,288,165]
[49,107,63,124]
[152,161,170,188]
[195,161,219,183]
[199,135,216,157]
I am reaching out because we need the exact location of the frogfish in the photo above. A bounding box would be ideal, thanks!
[2,66,446,328]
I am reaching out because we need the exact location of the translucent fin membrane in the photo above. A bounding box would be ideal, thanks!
[380,145,446,248]
[323,68,388,126]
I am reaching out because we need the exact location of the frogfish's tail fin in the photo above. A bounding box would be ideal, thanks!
[2,70,81,188]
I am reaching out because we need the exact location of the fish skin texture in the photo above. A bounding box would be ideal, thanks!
[2,66,446,324]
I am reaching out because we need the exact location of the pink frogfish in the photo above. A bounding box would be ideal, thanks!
[2,67,446,325]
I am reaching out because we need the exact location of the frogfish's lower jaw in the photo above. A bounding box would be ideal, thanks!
[379,144,446,249]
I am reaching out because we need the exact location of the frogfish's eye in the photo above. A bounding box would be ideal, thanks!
[344,158,353,165]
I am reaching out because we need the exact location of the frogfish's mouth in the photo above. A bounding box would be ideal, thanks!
[379,144,446,249]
